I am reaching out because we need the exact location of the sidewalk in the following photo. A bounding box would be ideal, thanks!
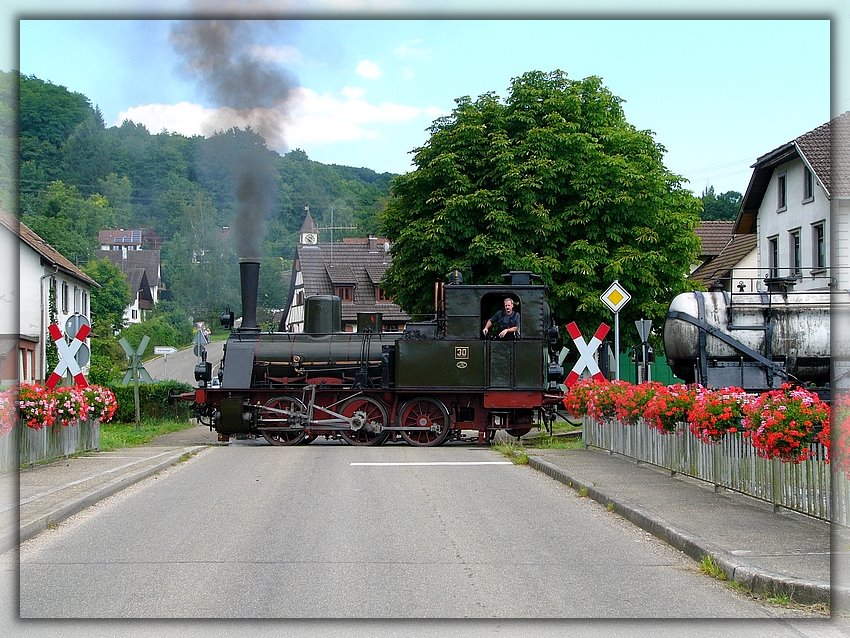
[1,424,842,607]
[0,424,217,555]
[529,445,841,606]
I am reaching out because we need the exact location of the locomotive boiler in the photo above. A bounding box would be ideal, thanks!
[189,259,566,446]
[663,286,836,392]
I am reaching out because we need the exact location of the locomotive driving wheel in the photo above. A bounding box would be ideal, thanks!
[339,396,389,446]
[398,398,451,446]
[259,396,307,446]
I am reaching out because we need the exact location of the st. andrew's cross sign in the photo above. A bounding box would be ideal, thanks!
[46,321,90,390]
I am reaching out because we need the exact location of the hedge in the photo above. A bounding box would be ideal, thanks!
[105,380,194,423]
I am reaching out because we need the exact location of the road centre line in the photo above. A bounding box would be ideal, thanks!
[350,461,513,466]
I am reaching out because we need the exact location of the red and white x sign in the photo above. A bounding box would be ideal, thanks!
[46,322,90,390]
[564,321,610,387]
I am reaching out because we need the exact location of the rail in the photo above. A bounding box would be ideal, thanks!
[582,416,848,525]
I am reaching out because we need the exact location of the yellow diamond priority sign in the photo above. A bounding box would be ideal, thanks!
[601,280,631,313]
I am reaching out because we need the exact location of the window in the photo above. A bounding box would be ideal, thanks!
[768,236,779,277]
[376,287,391,303]
[295,290,305,305]
[73,286,81,313]
[789,229,801,276]
[19,348,28,382]
[803,167,814,202]
[777,172,787,211]
[131,309,138,320]
[812,222,826,269]
[334,286,354,303]
[81,291,88,317]
[19,346,35,383]
[61,281,69,313]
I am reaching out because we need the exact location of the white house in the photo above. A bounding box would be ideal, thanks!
[95,230,162,325]
[734,112,848,292]
[0,209,97,385]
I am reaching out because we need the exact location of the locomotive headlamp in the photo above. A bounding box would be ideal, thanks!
[194,360,212,383]
[220,309,234,330]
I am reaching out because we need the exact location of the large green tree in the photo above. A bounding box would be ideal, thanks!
[700,186,742,220]
[21,181,115,265]
[83,257,132,335]
[381,70,702,334]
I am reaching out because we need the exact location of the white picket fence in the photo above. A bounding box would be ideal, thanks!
[582,417,849,526]
[0,419,100,472]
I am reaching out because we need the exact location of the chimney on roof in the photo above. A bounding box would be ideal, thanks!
[368,236,377,252]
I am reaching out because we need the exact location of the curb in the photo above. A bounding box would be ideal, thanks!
[6,445,208,552]
[528,455,831,606]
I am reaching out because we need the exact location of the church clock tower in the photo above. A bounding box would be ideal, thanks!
[300,207,318,245]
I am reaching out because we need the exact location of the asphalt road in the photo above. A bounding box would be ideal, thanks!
[16,442,825,626]
[144,339,225,385]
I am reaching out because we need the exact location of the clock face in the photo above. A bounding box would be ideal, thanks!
[303,233,317,244]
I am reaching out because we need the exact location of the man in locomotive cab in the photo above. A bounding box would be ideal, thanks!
[482,296,520,339]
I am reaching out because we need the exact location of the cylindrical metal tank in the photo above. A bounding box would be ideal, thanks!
[249,332,399,380]
[304,295,342,334]
[663,290,831,385]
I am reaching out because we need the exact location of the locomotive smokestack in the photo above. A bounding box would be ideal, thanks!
[239,258,261,333]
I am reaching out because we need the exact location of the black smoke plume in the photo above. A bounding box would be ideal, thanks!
[170,20,298,258]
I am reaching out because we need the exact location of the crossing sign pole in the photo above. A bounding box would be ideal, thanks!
[600,281,632,381]
[119,335,151,430]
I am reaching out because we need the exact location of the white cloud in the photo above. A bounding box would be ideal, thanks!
[356,59,383,80]
[248,43,302,64]
[117,102,211,137]
[115,88,444,155]
[394,38,430,60]
[340,86,366,99]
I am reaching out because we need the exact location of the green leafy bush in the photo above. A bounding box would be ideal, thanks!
[105,380,193,423]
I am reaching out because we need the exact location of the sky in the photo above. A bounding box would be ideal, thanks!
[12,14,838,198]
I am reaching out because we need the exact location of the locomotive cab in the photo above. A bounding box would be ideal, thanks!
[395,272,550,393]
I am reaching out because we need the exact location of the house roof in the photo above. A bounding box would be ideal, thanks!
[98,228,142,246]
[125,267,154,308]
[689,234,757,287]
[694,220,734,258]
[735,111,850,234]
[294,238,411,322]
[95,249,161,286]
[0,208,98,287]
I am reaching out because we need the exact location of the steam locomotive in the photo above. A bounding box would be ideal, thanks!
[188,259,566,446]
[663,280,845,395]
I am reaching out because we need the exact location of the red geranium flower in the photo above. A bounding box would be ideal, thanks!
[688,386,752,443]
[743,384,830,464]
[643,383,698,434]
[613,381,666,426]
[18,383,56,430]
